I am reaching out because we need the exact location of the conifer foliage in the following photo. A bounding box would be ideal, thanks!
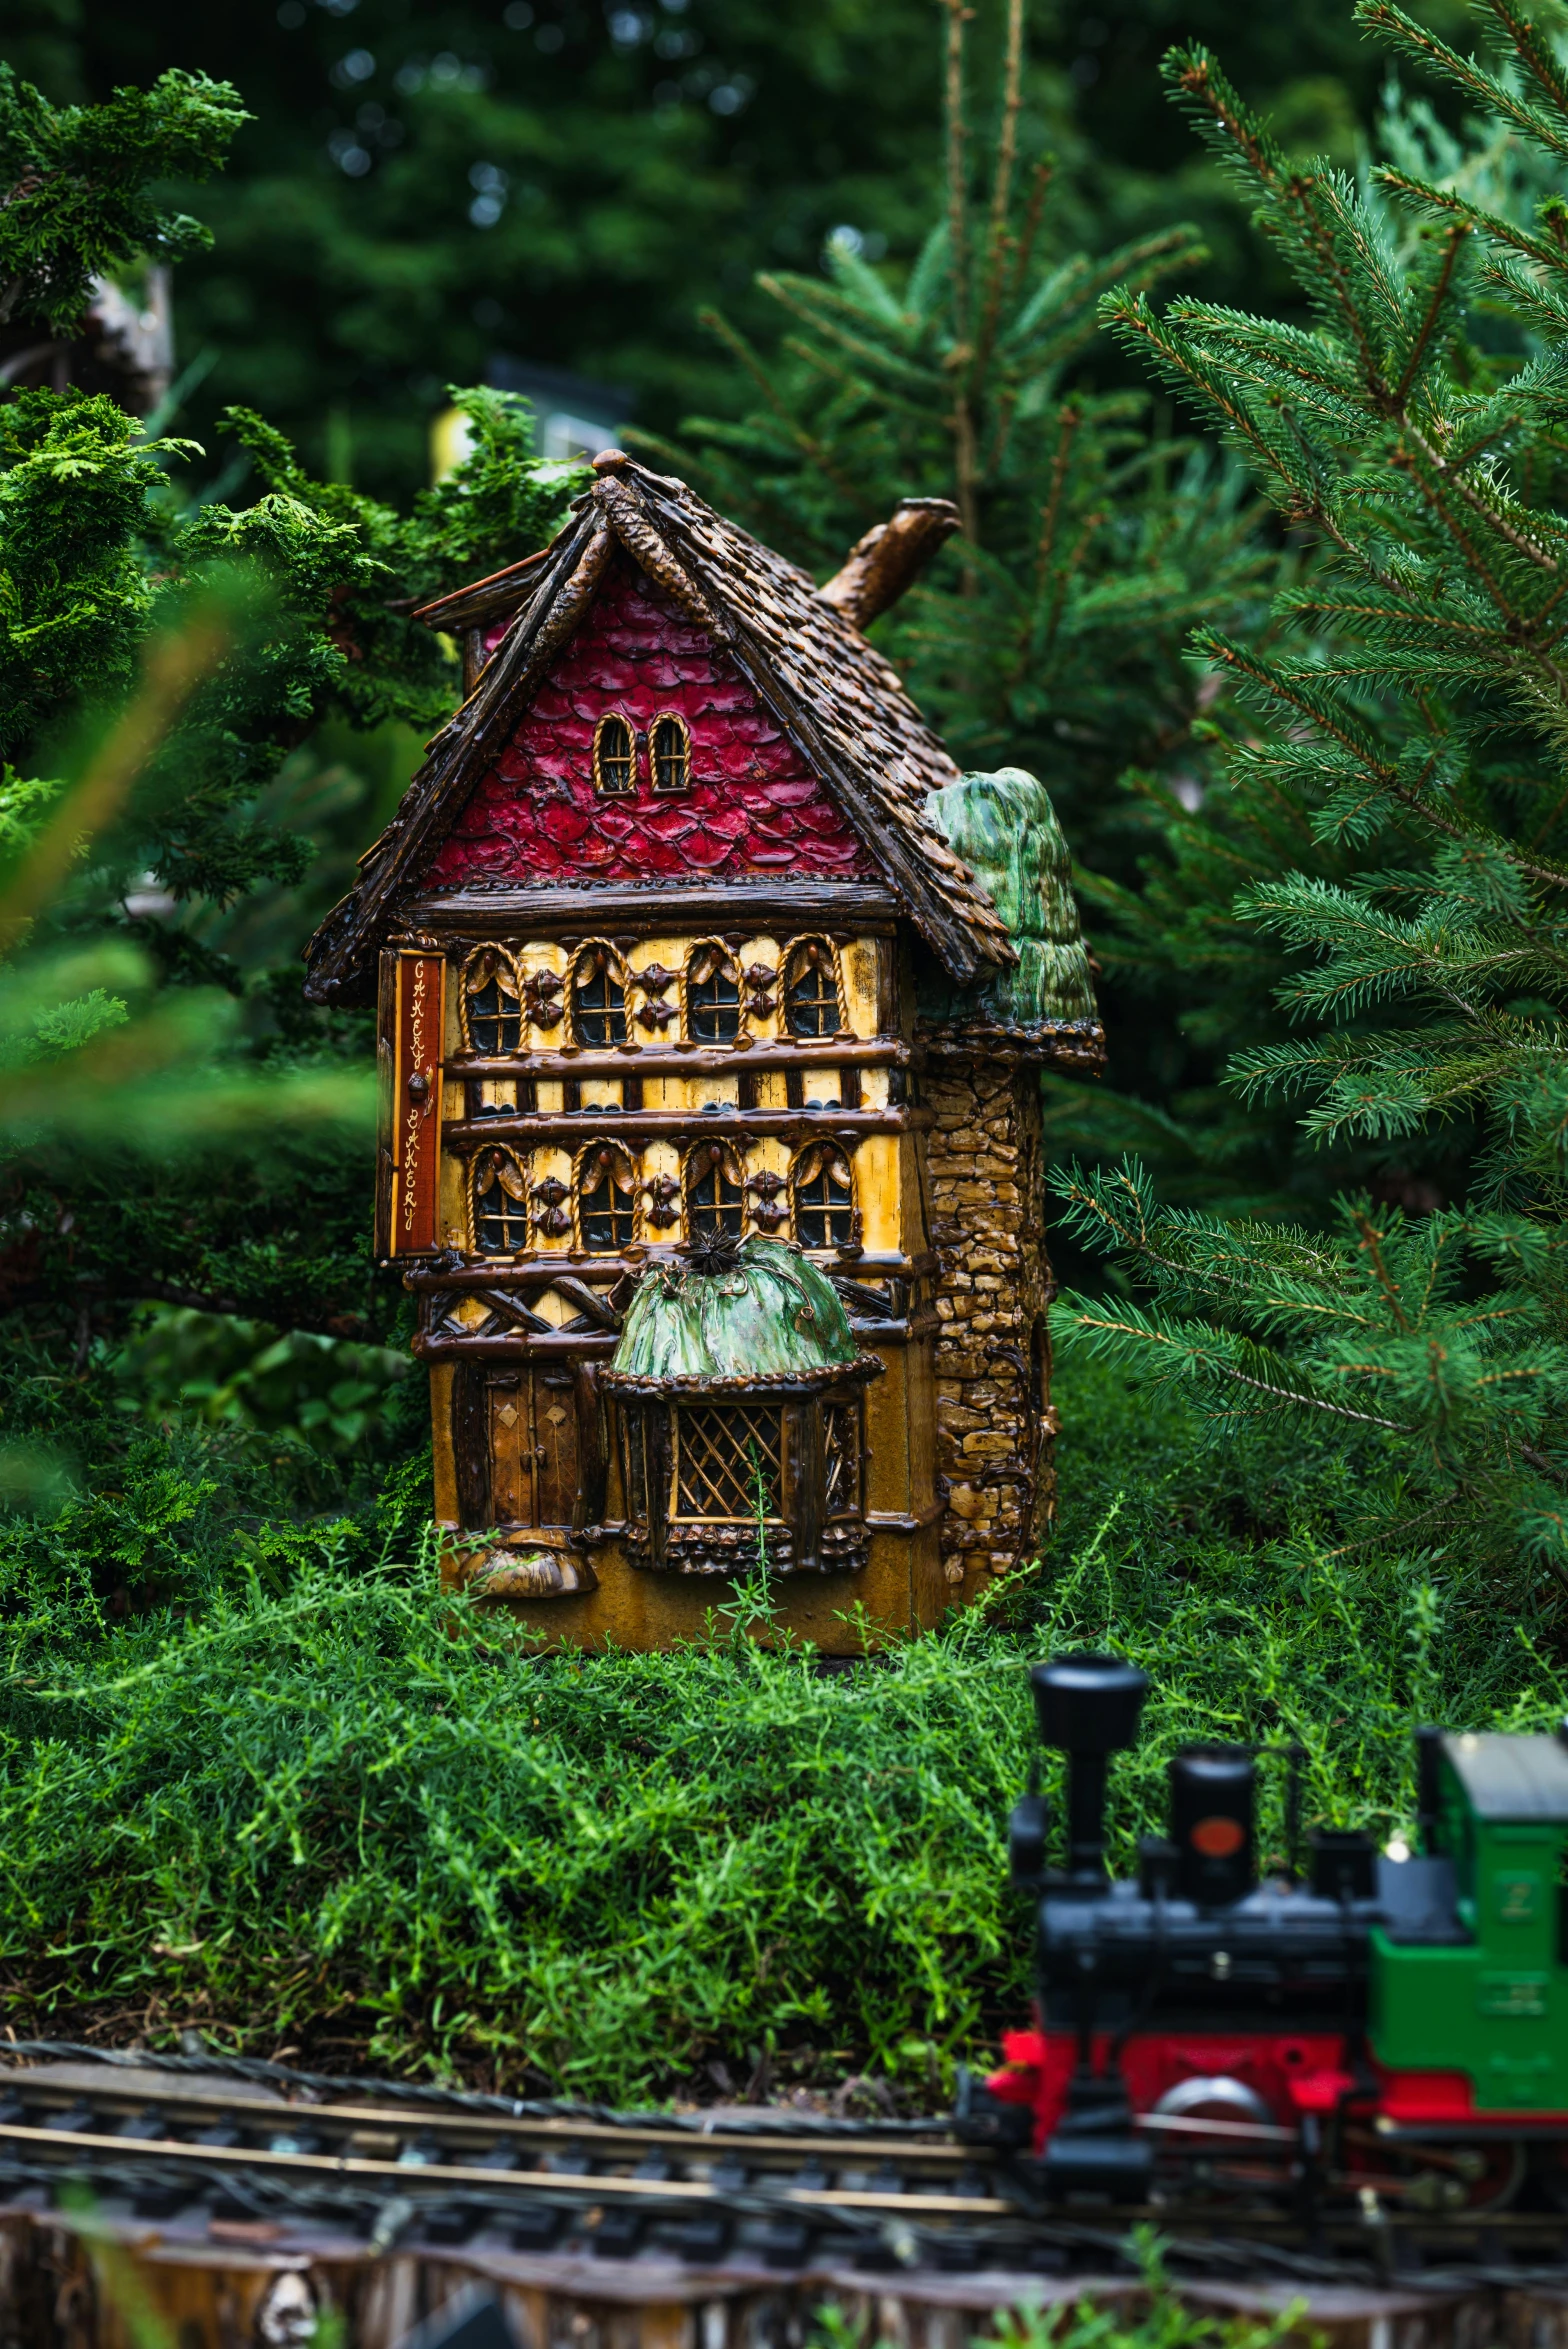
[655,0,1276,882]
[0,64,586,1408]
[0,64,245,331]
[1052,0,1568,1598]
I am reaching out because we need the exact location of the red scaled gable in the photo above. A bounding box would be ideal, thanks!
[425,553,874,886]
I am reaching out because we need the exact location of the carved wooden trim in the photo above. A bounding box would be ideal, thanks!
[442,1104,931,1150]
[451,1361,490,1528]
[390,950,445,1255]
[447,1036,910,1081]
[405,882,903,934]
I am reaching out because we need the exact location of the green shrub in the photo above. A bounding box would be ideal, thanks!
[0,1352,1558,2098]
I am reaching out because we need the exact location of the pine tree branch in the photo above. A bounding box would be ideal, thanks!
[1060,1306,1412,1429]
[1394,224,1468,407]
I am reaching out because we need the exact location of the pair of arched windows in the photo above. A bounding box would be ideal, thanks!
[684,1141,856,1250]
[593,712,691,796]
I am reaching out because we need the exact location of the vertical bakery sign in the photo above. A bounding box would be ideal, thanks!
[393,950,445,1254]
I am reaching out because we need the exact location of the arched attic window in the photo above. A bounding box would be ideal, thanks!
[650,713,691,793]
[593,713,636,796]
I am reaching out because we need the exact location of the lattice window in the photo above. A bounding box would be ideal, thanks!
[793,1145,856,1249]
[688,945,741,1042]
[650,713,691,793]
[593,713,636,795]
[474,1149,531,1254]
[687,1144,744,1239]
[784,941,840,1039]
[577,1144,638,1251]
[574,946,628,1046]
[823,1399,861,1518]
[673,1405,784,1524]
[464,953,524,1054]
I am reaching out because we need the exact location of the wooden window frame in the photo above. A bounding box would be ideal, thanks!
[684,1139,746,1240]
[791,1141,858,1251]
[592,711,637,797]
[782,935,844,1041]
[471,1145,533,1257]
[649,710,692,794]
[683,938,743,1043]
[458,945,525,1054]
[573,1139,641,1254]
[570,938,632,1047]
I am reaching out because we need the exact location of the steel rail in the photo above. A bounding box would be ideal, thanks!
[7,2052,1568,2296]
[0,2122,1017,2219]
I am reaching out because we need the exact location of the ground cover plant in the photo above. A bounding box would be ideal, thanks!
[2,1347,1558,2098]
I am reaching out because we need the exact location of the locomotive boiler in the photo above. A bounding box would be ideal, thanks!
[961,1653,1568,2213]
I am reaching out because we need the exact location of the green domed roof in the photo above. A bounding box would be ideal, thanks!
[605,1238,874,1392]
[922,766,1097,1028]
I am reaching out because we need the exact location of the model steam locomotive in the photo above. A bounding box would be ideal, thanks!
[959,1653,1568,2213]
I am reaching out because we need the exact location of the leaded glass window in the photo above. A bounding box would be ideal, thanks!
[794,1147,856,1248]
[673,1405,784,1524]
[688,947,740,1042]
[474,1150,531,1253]
[785,942,840,1039]
[688,1147,744,1238]
[578,1145,637,1251]
[574,948,627,1046]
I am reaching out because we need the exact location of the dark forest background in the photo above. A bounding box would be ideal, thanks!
[16,0,1443,493]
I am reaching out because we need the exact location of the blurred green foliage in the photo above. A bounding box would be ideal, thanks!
[27,0,1469,504]
[115,1305,413,1456]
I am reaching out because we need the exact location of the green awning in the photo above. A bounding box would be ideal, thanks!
[604,1238,877,1393]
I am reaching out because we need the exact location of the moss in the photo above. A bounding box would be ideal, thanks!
[922,767,1098,1026]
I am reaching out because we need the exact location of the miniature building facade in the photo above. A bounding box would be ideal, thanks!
[305,453,1102,1650]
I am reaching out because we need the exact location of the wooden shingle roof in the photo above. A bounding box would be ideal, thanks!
[304,456,1014,1002]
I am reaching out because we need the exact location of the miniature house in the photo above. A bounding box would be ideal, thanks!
[304,451,1102,1651]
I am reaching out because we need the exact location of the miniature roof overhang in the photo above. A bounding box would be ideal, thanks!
[602,1237,884,1399]
[303,454,1015,1004]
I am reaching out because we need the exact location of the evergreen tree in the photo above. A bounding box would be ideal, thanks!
[57,0,1427,501]
[1049,0,1568,1603]
[650,0,1279,1125]
[0,63,585,1472]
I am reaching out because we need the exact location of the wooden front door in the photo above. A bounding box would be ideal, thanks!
[489,1368,580,1530]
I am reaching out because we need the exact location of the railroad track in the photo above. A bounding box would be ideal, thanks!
[4,2043,1568,2297]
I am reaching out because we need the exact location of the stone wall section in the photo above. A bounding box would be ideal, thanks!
[924,1061,1055,1588]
